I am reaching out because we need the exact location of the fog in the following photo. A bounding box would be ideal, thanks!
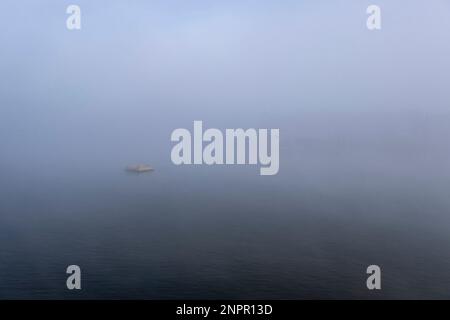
[0,0,449,174]
[1,0,450,298]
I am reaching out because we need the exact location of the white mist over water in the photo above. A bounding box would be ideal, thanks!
[0,0,450,298]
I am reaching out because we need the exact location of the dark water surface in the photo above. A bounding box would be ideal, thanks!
[1,145,450,299]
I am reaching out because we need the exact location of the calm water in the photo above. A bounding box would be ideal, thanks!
[1,135,450,300]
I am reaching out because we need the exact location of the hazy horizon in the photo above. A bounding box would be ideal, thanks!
[1,0,450,299]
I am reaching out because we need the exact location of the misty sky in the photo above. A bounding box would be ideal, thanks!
[0,0,449,173]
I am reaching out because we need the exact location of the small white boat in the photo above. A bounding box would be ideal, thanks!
[126,164,154,173]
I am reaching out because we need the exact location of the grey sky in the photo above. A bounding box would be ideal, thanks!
[0,1,449,172]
